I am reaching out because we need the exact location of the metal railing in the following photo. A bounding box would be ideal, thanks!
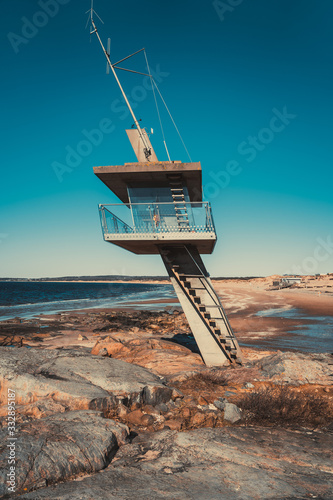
[99,202,216,237]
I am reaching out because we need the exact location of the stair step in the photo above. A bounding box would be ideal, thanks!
[194,297,201,304]
[179,274,204,278]
[199,306,206,312]
[184,282,191,288]
[204,313,211,319]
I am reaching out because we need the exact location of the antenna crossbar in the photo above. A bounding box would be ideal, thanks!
[112,48,145,68]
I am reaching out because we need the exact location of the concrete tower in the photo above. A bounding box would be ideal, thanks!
[90,14,243,366]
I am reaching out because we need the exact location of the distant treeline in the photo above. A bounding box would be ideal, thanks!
[0,276,169,282]
[0,275,261,282]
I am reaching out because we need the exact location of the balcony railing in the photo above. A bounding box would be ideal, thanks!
[98,202,216,239]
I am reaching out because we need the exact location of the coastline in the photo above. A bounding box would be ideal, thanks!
[1,280,332,499]
[1,277,332,355]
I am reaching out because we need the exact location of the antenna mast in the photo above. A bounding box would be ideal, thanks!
[88,3,152,160]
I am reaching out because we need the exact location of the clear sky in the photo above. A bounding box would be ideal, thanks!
[1,0,332,278]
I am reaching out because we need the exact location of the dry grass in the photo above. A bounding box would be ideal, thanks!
[174,370,229,392]
[236,384,332,428]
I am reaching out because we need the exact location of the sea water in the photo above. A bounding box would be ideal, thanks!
[255,306,333,353]
[0,281,176,321]
[0,282,332,353]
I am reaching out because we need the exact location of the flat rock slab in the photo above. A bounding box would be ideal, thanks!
[16,426,333,499]
[253,351,333,385]
[91,335,204,377]
[0,347,172,414]
[0,410,129,496]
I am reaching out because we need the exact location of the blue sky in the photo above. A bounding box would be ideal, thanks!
[1,0,332,278]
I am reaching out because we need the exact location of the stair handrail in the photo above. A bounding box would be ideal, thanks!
[171,268,233,362]
[183,245,237,345]
[99,205,133,234]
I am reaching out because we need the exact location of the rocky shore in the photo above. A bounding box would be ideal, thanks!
[0,309,332,499]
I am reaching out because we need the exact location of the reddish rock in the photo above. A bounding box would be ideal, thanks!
[126,409,145,426]
[198,395,208,405]
[142,404,160,416]
[204,414,217,427]
[191,412,206,427]
[181,407,192,419]
[164,419,182,431]
[91,336,204,377]
[141,414,155,427]
[91,337,130,357]
[171,388,184,400]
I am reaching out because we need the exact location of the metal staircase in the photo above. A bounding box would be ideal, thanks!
[159,245,243,366]
[167,174,190,230]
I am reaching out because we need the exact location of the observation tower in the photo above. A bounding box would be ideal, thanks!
[89,6,243,366]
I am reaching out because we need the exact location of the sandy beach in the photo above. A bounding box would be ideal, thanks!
[1,274,332,356]
[209,275,332,351]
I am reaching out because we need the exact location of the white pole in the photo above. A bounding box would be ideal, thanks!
[91,19,151,157]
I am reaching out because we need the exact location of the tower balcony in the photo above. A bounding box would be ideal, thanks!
[98,202,217,254]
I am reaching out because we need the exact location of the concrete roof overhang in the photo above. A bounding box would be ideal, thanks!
[93,161,203,203]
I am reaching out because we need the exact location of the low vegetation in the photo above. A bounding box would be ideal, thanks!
[174,370,229,393]
[236,384,332,428]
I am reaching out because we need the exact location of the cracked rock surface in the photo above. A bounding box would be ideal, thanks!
[15,427,333,500]
[0,347,172,414]
[0,410,129,496]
